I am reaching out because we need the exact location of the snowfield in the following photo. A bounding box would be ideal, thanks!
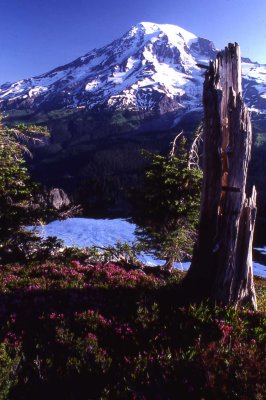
[31,218,266,278]
[2,21,265,120]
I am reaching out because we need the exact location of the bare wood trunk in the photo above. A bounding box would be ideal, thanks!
[184,43,257,309]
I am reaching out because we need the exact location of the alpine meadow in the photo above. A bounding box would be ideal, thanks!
[0,4,265,399]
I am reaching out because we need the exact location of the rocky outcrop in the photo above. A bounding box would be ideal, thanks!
[48,188,71,210]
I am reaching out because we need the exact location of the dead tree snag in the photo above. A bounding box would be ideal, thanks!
[184,43,257,309]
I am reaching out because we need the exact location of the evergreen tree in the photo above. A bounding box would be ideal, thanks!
[131,137,202,269]
[0,119,48,262]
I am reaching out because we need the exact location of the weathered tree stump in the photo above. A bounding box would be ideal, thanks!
[184,43,257,309]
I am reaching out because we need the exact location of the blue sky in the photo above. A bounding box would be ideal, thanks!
[0,0,266,83]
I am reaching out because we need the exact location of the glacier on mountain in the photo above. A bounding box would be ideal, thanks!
[0,22,219,115]
[1,22,266,122]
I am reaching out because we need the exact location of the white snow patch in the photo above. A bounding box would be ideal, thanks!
[32,70,67,87]
[254,247,266,255]
[242,62,266,85]
[253,262,266,278]
[28,86,48,97]
[32,218,134,248]
[138,22,197,46]
[85,79,101,92]
[29,218,266,277]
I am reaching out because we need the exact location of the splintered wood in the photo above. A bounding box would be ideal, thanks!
[185,43,257,308]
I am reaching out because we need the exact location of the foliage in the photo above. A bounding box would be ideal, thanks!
[0,261,159,292]
[86,241,145,267]
[0,259,265,399]
[131,137,202,267]
[0,120,53,263]
[24,240,146,268]
[0,342,21,400]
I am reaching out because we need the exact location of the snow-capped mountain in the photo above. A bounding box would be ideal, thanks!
[1,22,266,124]
[242,60,266,116]
[1,22,266,218]
[0,22,217,118]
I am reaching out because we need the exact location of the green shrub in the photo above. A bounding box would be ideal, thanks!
[0,343,21,400]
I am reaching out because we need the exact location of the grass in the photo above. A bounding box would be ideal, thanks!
[254,275,266,310]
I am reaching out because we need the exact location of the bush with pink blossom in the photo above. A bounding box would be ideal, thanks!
[0,260,265,399]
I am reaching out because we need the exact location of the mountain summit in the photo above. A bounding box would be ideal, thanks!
[1,22,266,125]
[0,22,216,116]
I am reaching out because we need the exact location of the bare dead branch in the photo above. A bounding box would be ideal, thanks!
[188,124,203,170]
[168,130,183,159]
